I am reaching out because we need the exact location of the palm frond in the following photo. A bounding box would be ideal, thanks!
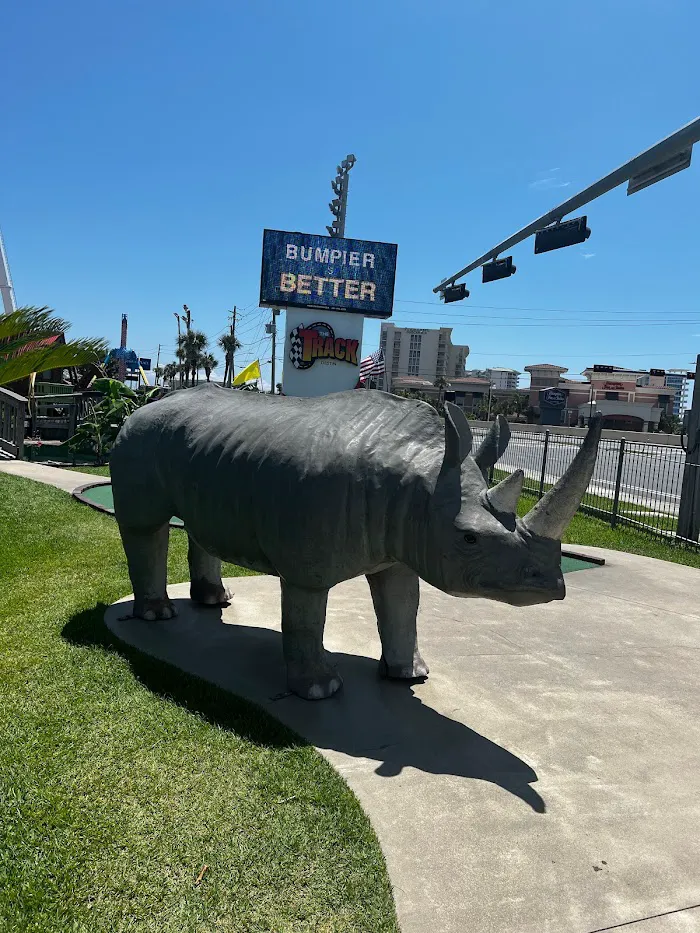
[0,306,70,341]
[0,337,108,386]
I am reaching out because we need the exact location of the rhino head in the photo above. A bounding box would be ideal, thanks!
[419,407,602,606]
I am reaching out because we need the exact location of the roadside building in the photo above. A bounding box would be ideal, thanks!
[465,366,520,389]
[391,374,492,411]
[376,324,469,392]
[525,363,676,432]
[524,363,569,390]
[663,370,690,415]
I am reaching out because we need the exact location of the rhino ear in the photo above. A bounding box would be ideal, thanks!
[444,402,472,467]
[474,414,511,481]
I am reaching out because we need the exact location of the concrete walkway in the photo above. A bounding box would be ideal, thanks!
[0,459,103,493]
[105,549,700,933]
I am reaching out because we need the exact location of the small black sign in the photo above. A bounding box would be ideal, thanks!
[541,387,567,408]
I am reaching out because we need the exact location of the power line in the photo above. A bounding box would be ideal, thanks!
[395,298,700,315]
[387,317,699,328]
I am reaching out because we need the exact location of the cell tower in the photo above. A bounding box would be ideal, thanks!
[0,228,16,315]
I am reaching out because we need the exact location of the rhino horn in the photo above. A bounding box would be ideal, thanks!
[487,469,524,516]
[444,402,472,466]
[524,416,603,539]
[474,415,511,480]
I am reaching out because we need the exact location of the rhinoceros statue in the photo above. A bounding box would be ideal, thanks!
[110,385,602,699]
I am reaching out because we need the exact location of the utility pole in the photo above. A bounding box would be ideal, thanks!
[327,155,356,238]
[182,305,192,386]
[155,344,161,385]
[267,309,279,394]
[227,306,237,387]
[173,312,182,389]
[677,354,700,541]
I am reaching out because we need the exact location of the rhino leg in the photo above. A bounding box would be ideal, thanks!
[188,534,230,606]
[367,563,429,680]
[118,523,176,621]
[281,581,342,700]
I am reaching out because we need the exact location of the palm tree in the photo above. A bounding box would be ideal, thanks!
[434,375,449,405]
[200,353,219,382]
[176,330,208,386]
[218,332,241,387]
[0,306,106,387]
[162,362,179,386]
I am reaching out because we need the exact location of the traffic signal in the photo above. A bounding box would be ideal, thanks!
[534,216,591,254]
[443,284,469,303]
[482,256,516,283]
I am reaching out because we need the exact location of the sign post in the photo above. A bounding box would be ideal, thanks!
[677,356,700,541]
[260,229,397,398]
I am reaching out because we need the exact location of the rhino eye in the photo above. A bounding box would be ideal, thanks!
[463,532,478,545]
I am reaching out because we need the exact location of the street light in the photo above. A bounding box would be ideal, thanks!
[327,154,356,237]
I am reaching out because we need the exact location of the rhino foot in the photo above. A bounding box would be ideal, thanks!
[134,597,178,621]
[190,579,231,607]
[287,668,343,701]
[379,654,429,681]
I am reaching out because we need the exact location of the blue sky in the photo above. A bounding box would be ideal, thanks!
[2,0,699,386]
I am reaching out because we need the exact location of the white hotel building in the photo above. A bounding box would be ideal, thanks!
[376,324,470,392]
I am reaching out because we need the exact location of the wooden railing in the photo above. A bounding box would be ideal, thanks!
[0,386,28,459]
[29,390,102,442]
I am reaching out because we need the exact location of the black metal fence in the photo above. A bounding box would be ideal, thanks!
[471,426,698,551]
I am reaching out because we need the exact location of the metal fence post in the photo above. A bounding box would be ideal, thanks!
[538,430,551,499]
[611,438,626,528]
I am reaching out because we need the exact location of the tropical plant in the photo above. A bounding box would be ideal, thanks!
[176,330,208,386]
[659,412,682,434]
[492,392,530,420]
[433,375,448,405]
[394,389,445,417]
[161,362,180,386]
[68,378,160,463]
[201,353,219,382]
[218,332,242,387]
[0,306,106,387]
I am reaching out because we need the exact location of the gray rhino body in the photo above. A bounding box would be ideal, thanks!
[111,384,601,699]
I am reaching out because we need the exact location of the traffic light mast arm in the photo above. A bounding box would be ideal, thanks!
[433,116,700,293]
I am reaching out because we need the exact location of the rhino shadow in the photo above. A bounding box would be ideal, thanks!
[64,599,544,813]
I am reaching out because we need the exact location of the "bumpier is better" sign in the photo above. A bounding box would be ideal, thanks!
[260,229,397,319]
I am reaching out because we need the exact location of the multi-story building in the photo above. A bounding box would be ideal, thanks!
[466,367,520,390]
[525,363,676,432]
[524,363,570,390]
[377,324,469,392]
[664,370,690,415]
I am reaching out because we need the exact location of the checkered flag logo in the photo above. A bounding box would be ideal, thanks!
[288,321,335,370]
[288,324,310,370]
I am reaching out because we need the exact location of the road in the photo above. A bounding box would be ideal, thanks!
[472,430,686,516]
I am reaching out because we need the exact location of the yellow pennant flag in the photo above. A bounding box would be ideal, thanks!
[232,359,262,387]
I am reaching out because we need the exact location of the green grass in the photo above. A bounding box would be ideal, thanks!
[492,468,685,548]
[66,464,111,476]
[0,474,398,933]
[516,493,700,570]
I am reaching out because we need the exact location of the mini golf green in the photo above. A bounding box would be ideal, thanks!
[73,481,184,527]
[73,482,603,572]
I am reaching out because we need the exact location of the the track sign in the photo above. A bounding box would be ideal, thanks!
[260,229,397,319]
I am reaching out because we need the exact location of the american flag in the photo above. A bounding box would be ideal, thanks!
[359,348,385,384]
